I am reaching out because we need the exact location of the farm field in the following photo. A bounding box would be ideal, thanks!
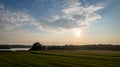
[0,50,120,67]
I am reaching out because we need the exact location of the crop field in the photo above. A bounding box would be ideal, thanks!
[0,50,120,67]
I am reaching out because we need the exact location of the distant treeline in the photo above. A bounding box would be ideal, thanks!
[0,45,11,49]
[0,44,120,51]
[0,44,32,49]
[47,44,120,51]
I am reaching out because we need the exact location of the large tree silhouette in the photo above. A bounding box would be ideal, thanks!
[29,42,43,51]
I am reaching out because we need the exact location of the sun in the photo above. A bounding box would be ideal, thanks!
[74,29,81,37]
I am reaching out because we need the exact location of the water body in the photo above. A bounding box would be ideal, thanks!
[0,48,30,51]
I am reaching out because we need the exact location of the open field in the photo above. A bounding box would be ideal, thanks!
[0,50,120,67]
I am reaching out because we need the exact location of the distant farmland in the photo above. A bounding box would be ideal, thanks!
[0,50,120,67]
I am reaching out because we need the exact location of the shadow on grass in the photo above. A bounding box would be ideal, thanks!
[29,52,98,67]
[29,51,120,63]
[29,51,75,58]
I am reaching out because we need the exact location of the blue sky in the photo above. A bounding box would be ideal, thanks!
[0,0,120,45]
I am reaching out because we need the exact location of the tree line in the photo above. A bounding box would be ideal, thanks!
[30,42,120,51]
[0,44,31,49]
[0,42,120,51]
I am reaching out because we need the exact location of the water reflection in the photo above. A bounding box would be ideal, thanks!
[0,48,30,51]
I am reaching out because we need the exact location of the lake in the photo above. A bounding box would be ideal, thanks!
[0,48,30,51]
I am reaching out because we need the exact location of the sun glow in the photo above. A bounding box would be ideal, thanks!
[74,29,81,37]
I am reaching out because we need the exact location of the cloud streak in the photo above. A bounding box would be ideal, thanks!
[0,0,104,32]
[45,0,104,30]
[0,3,42,31]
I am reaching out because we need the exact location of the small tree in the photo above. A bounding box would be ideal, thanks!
[29,42,43,51]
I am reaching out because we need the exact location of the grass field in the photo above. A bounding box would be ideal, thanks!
[0,50,120,67]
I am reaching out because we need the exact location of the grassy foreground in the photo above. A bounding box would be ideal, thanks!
[0,50,120,67]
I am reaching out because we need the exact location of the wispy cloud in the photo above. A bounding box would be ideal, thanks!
[0,0,104,32]
[0,3,42,31]
[41,0,104,31]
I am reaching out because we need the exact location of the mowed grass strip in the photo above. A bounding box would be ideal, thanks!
[0,50,120,67]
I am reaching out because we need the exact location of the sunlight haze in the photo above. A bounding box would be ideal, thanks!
[0,0,120,45]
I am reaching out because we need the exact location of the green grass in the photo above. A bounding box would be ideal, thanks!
[0,50,120,67]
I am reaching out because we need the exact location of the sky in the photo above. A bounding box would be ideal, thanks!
[0,0,120,45]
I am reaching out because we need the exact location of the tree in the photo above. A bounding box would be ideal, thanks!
[29,42,43,51]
